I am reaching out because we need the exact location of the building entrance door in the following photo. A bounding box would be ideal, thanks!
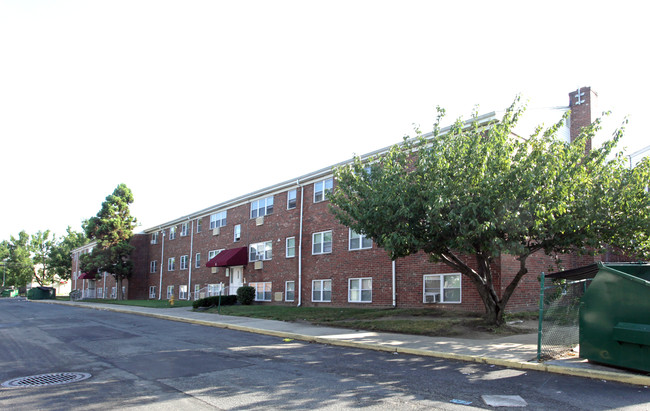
[229,266,243,295]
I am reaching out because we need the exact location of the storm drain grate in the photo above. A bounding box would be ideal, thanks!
[1,372,91,388]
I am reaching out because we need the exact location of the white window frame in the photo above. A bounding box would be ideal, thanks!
[314,178,333,203]
[151,232,159,244]
[180,255,188,270]
[150,260,157,273]
[312,231,332,255]
[249,241,272,262]
[167,285,174,299]
[179,285,188,299]
[169,226,176,240]
[208,249,223,261]
[349,229,373,250]
[97,287,104,298]
[149,286,156,299]
[250,282,272,301]
[180,222,189,237]
[207,283,222,296]
[312,279,332,302]
[287,189,297,209]
[210,211,227,229]
[168,257,175,271]
[234,224,241,242]
[196,218,202,233]
[348,277,372,303]
[195,252,201,268]
[423,273,462,304]
[251,196,274,218]
[194,284,200,300]
[286,237,296,258]
[285,281,295,302]
[111,287,117,299]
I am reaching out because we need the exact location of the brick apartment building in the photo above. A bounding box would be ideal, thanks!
[71,87,611,312]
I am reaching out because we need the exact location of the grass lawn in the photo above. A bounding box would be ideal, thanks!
[72,298,195,308]
[203,305,537,338]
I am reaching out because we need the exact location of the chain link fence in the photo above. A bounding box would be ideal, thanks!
[538,278,591,361]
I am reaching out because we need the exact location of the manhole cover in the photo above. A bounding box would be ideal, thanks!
[1,372,91,388]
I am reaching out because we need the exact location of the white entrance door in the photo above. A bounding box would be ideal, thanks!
[229,266,243,295]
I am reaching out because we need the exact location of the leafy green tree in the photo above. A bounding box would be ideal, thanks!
[330,99,650,325]
[1,240,10,288]
[80,184,137,300]
[6,231,36,288]
[48,227,89,281]
[29,230,57,286]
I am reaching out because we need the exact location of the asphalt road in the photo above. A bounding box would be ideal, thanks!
[0,298,648,410]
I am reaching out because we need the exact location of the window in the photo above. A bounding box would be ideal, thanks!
[180,222,189,237]
[249,241,272,261]
[169,226,176,240]
[97,287,103,298]
[149,286,156,299]
[208,283,222,296]
[250,282,272,301]
[150,260,158,273]
[349,229,372,250]
[179,285,188,299]
[287,189,297,209]
[234,224,241,242]
[251,196,274,218]
[196,218,202,233]
[180,255,188,270]
[194,284,200,300]
[167,285,174,299]
[210,211,227,229]
[111,287,116,299]
[349,278,372,303]
[151,232,159,244]
[312,231,332,254]
[168,257,175,271]
[208,249,223,260]
[286,237,296,258]
[285,281,295,302]
[423,273,461,303]
[195,253,201,268]
[314,178,333,202]
[312,279,331,302]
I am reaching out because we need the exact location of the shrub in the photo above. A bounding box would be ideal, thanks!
[237,286,255,305]
[192,295,237,309]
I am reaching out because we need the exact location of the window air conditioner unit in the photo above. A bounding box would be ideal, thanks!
[211,267,218,274]
[254,260,263,270]
[256,216,264,226]
[213,227,220,236]
[425,294,440,303]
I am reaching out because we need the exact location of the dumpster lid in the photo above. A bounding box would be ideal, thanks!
[546,262,649,281]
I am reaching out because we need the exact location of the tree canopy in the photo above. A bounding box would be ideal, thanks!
[330,99,650,325]
[80,184,137,300]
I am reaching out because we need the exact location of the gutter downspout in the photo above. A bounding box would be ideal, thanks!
[103,272,107,299]
[188,218,194,300]
[298,180,304,307]
[158,228,165,300]
[392,260,396,307]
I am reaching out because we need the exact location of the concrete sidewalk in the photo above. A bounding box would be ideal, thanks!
[35,300,650,387]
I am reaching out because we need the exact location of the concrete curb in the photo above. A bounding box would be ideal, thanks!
[32,300,650,387]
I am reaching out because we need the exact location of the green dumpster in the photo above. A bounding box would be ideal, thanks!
[579,262,650,372]
[1,288,19,297]
[27,286,56,300]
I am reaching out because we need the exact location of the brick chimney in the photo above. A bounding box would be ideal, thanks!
[569,86,598,152]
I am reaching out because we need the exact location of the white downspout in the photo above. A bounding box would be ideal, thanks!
[298,181,304,307]
[188,218,194,300]
[392,260,396,307]
[73,253,77,291]
[158,228,165,300]
[103,272,107,299]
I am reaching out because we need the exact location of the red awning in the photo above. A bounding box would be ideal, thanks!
[78,272,98,280]
[205,247,248,267]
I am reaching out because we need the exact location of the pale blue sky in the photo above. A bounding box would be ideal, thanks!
[1,0,647,240]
